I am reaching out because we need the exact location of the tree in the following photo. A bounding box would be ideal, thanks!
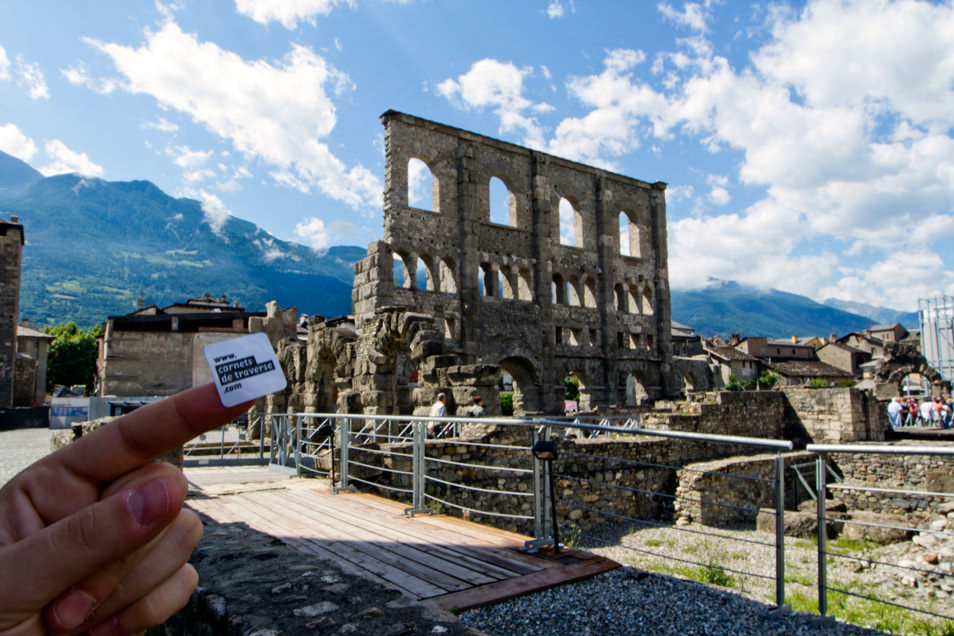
[564,374,580,401]
[44,322,102,393]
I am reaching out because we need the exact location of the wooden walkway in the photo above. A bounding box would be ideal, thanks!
[185,468,618,611]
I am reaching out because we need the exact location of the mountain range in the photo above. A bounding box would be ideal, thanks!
[0,150,918,336]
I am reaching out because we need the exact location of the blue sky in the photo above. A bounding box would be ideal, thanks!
[2,0,953,312]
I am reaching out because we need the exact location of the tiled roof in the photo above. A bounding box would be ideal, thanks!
[765,359,853,378]
[704,344,758,362]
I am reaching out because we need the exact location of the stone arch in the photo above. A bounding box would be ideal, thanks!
[567,275,582,306]
[417,255,438,291]
[623,370,650,406]
[499,264,515,299]
[552,272,567,304]
[408,157,438,212]
[564,368,592,412]
[439,257,457,294]
[877,342,951,396]
[583,277,597,308]
[641,286,654,315]
[393,251,414,289]
[488,175,515,226]
[615,283,628,313]
[497,356,540,415]
[557,196,582,247]
[517,267,533,301]
[619,209,642,258]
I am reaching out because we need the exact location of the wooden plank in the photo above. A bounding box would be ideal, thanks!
[189,494,451,598]
[422,556,621,610]
[277,491,514,582]
[240,490,488,590]
[278,489,534,580]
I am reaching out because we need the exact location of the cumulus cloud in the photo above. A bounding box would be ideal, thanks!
[85,20,380,209]
[39,140,104,177]
[16,55,49,99]
[820,251,954,312]
[144,117,180,133]
[0,123,37,161]
[437,59,551,148]
[293,216,358,253]
[531,0,954,304]
[234,0,354,29]
[61,62,118,94]
[198,191,232,236]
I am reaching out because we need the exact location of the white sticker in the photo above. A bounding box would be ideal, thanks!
[204,332,287,407]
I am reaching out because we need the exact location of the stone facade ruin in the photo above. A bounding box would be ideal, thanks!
[335,111,674,416]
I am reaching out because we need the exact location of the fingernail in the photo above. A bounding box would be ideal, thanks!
[90,617,119,636]
[52,589,97,629]
[125,478,170,527]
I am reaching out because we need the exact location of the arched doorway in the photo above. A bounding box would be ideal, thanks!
[497,356,540,415]
[624,371,650,407]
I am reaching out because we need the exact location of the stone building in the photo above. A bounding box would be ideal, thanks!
[97,295,266,397]
[346,111,674,415]
[0,215,24,408]
[15,322,53,405]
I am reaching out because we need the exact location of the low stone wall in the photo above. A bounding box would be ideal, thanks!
[781,386,884,444]
[673,451,814,527]
[829,445,954,517]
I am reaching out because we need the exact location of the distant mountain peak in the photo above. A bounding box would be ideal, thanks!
[0,150,43,198]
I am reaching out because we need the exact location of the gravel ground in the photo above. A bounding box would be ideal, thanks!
[461,566,889,636]
[461,521,954,636]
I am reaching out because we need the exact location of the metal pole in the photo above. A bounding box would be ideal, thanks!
[816,452,828,616]
[531,428,543,541]
[294,418,302,477]
[548,457,560,554]
[330,418,337,488]
[338,416,351,491]
[774,453,786,610]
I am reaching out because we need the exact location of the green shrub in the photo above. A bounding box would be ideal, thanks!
[500,392,514,415]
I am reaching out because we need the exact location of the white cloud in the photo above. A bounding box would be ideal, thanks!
[820,251,954,312]
[16,55,49,100]
[0,45,10,80]
[547,1,574,19]
[437,59,550,148]
[143,117,179,133]
[169,145,213,169]
[657,1,713,33]
[293,216,358,253]
[540,1,954,304]
[39,140,104,177]
[61,62,118,94]
[198,191,232,236]
[86,20,380,209]
[254,236,290,262]
[0,123,37,161]
[234,0,354,29]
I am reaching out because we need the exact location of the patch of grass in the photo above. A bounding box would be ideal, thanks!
[828,536,876,554]
[645,539,665,547]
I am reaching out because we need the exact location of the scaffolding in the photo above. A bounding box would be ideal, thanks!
[919,296,954,384]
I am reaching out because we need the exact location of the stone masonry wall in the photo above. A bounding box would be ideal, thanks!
[0,218,24,408]
[829,447,954,517]
[351,111,674,416]
[781,386,884,444]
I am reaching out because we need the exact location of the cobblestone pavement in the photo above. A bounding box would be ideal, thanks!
[0,426,51,487]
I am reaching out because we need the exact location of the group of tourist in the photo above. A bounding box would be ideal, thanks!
[427,392,485,437]
[887,395,954,429]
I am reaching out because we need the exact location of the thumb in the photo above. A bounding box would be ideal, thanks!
[0,476,183,630]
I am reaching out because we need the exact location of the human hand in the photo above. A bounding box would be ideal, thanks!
[0,383,252,635]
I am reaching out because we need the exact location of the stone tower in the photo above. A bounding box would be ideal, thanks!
[0,215,24,408]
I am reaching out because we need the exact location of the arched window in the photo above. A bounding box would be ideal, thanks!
[489,176,514,226]
[558,197,580,247]
[583,277,597,308]
[408,158,437,212]
[499,265,515,299]
[567,275,582,306]
[440,258,457,294]
[552,273,567,304]
[417,256,436,291]
[619,210,641,257]
[479,263,497,297]
[642,287,654,315]
[629,285,641,314]
[517,268,533,301]
[393,252,413,289]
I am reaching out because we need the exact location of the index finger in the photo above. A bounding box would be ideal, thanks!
[56,383,253,485]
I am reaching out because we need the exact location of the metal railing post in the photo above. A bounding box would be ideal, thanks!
[404,421,430,516]
[816,451,828,616]
[774,453,787,612]
[532,428,544,540]
[294,417,302,477]
[337,416,351,491]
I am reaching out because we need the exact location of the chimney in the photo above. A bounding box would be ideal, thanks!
[829,333,837,343]
[137,297,145,310]
[730,334,740,346]
[791,335,798,344]
[10,215,18,223]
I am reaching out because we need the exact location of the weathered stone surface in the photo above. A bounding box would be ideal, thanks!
[842,511,913,544]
